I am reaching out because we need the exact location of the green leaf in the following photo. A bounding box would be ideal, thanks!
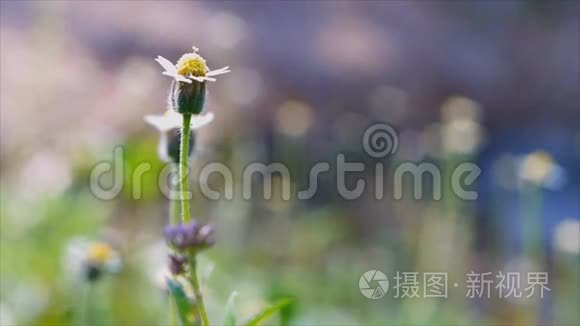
[167,278,196,326]
[223,291,239,326]
[242,298,294,326]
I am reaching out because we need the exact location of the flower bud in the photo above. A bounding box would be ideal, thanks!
[168,254,187,275]
[85,264,102,282]
[145,110,214,163]
[161,129,195,163]
[171,79,207,115]
[164,221,215,251]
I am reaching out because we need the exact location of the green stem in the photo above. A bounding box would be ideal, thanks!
[75,283,92,326]
[169,295,177,326]
[522,184,543,260]
[189,257,210,326]
[170,163,180,225]
[179,114,208,324]
[180,114,192,224]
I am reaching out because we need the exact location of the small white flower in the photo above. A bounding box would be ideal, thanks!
[518,151,566,189]
[63,238,122,282]
[553,218,580,255]
[155,46,230,83]
[145,110,214,162]
[144,109,214,132]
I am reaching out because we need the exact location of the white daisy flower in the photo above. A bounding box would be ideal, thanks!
[155,46,230,84]
[63,238,122,282]
[144,109,214,132]
[145,110,214,162]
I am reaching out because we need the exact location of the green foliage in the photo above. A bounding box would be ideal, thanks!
[242,298,294,326]
[167,279,196,326]
[223,291,239,326]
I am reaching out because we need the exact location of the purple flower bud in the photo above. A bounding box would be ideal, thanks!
[197,224,215,245]
[168,254,186,275]
[164,220,215,251]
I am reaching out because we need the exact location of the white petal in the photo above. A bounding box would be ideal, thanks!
[190,112,215,129]
[157,133,172,163]
[144,115,165,130]
[201,76,217,82]
[144,111,182,132]
[155,56,177,73]
[162,71,192,83]
[189,76,206,82]
[206,66,231,76]
[175,75,192,83]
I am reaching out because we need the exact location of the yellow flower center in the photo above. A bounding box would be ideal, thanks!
[177,53,207,77]
[88,242,114,265]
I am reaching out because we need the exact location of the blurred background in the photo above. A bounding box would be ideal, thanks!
[1,1,579,325]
